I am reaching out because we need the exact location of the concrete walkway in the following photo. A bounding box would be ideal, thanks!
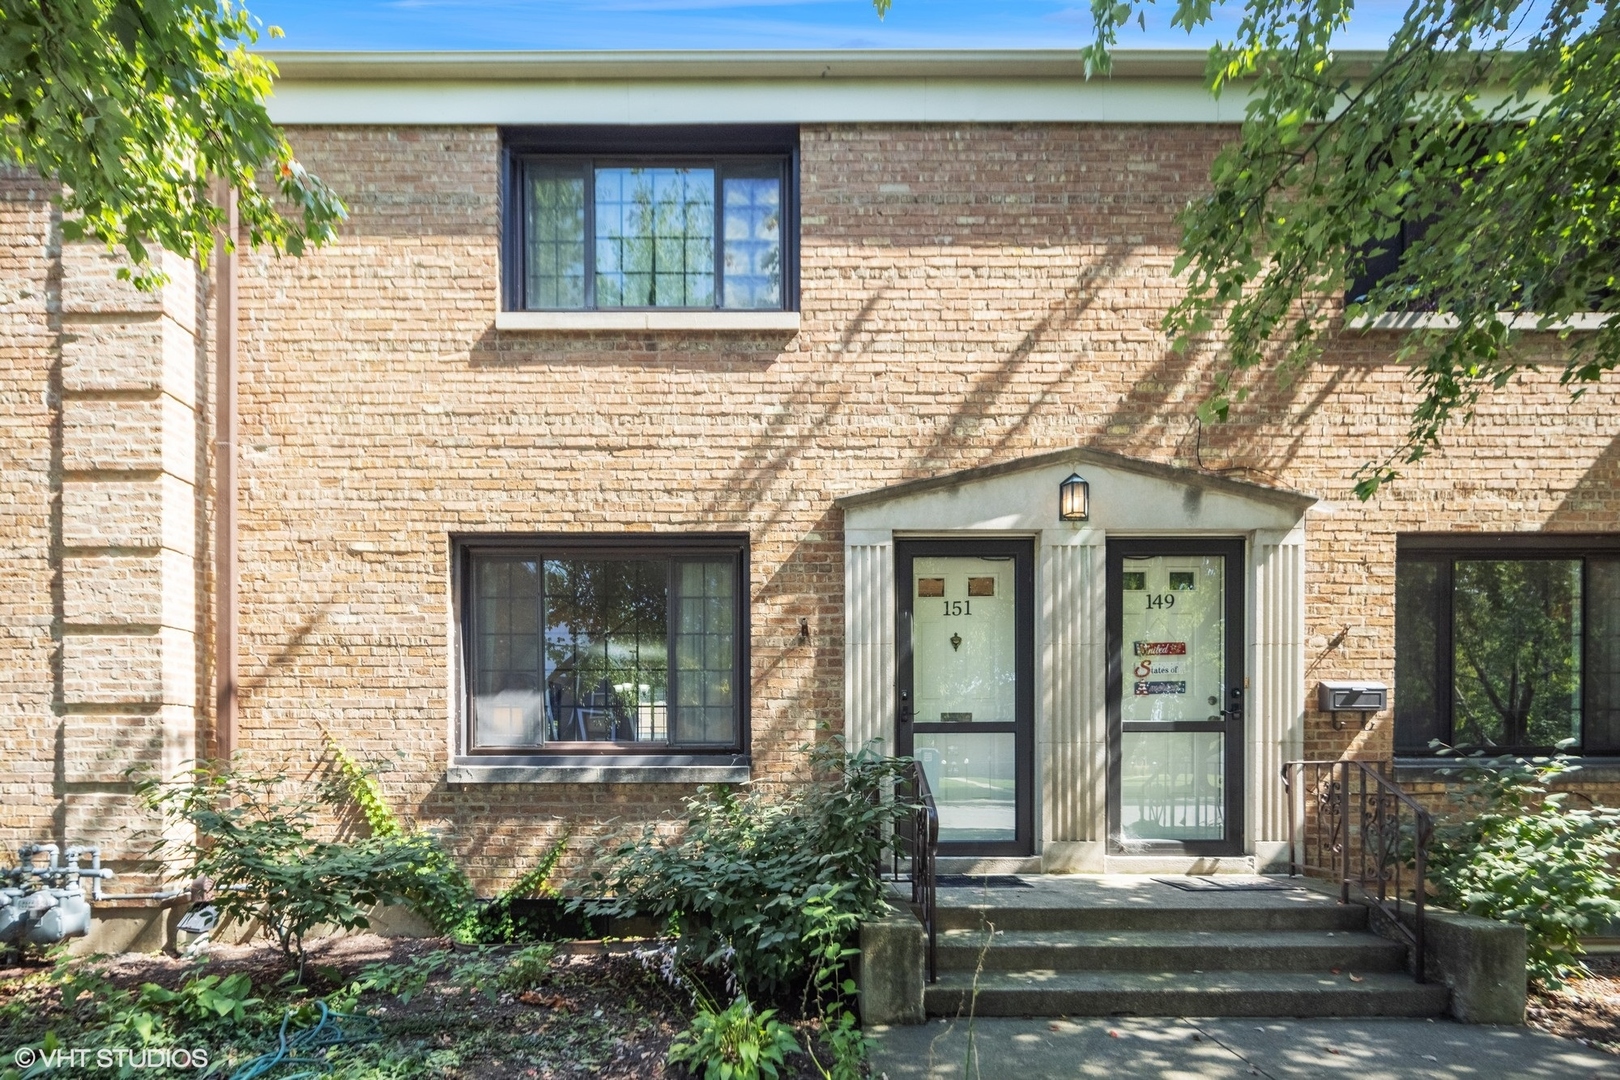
[869,1016,1619,1079]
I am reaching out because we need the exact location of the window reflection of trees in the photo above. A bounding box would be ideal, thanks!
[544,559,669,743]
[1452,560,1581,749]
[595,168,715,309]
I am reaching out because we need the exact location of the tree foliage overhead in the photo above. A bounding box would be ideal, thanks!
[1082,0,1620,495]
[0,0,344,287]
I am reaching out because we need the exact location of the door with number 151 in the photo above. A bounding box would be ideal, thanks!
[897,540,1034,856]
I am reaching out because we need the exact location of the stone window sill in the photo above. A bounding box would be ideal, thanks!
[494,310,800,333]
[447,756,751,784]
[1394,757,1620,783]
[1345,312,1610,332]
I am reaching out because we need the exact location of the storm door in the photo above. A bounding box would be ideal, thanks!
[896,539,1034,856]
[1106,538,1245,855]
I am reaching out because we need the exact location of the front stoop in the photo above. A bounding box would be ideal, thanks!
[924,876,1450,1020]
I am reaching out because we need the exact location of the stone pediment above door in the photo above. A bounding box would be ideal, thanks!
[835,447,1316,534]
[836,448,1315,870]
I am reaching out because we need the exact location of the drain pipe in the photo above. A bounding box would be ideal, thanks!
[213,185,239,764]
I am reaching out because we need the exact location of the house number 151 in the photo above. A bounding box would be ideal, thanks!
[942,600,972,616]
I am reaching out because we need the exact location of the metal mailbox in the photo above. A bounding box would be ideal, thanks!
[1317,680,1388,712]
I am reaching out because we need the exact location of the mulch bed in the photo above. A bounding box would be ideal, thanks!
[0,934,835,1079]
[1528,954,1620,1055]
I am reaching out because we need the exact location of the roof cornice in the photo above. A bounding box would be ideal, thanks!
[260,48,1387,84]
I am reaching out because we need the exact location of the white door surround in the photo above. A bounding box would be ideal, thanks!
[837,447,1315,874]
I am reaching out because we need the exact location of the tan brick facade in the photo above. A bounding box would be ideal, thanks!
[4,118,1619,891]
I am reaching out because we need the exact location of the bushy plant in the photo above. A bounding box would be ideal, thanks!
[798,890,870,1080]
[324,736,477,938]
[495,943,558,993]
[138,972,260,1027]
[1428,750,1620,987]
[577,743,913,999]
[325,735,572,944]
[667,995,799,1080]
[138,768,424,973]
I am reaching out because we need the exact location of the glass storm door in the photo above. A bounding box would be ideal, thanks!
[897,540,1034,856]
[1107,538,1246,855]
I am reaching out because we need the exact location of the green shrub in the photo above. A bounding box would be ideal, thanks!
[138,768,425,973]
[578,742,913,999]
[324,735,571,944]
[464,837,573,944]
[324,736,476,938]
[1428,750,1620,987]
[667,996,799,1080]
[495,943,558,993]
[138,972,261,1026]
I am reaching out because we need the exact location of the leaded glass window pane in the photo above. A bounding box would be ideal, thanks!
[472,559,544,747]
[594,167,715,308]
[674,560,737,744]
[1452,559,1582,748]
[722,169,782,309]
[1394,559,1447,752]
[1590,560,1620,751]
[524,164,586,308]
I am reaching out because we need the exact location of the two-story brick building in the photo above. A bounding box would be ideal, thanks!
[4,50,1618,942]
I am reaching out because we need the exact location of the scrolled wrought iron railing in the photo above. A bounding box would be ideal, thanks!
[883,758,939,983]
[1284,758,1434,983]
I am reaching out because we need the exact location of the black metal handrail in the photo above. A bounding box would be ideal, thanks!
[884,758,939,983]
[1284,759,1433,982]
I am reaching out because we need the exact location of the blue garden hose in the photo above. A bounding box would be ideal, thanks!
[227,1001,378,1080]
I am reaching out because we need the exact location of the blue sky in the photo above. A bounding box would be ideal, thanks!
[251,0,1407,52]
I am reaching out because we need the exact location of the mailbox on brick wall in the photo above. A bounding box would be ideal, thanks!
[1317,680,1388,712]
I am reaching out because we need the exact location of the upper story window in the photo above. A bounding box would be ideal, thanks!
[502,126,798,313]
[1395,535,1620,756]
[459,534,749,756]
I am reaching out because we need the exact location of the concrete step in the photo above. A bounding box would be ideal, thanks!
[936,899,1369,934]
[937,929,1408,974]
[932,874,1369,933]
[935,857,1044,876]
[924,970,1450,1019]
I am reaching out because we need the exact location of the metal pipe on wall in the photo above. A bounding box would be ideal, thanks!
[213,187,239,763]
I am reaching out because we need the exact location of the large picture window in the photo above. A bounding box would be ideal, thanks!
[461,536,748,755]
[503,126,796,313]
[1395,536,1620,755]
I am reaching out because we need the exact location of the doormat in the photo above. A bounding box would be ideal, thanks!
[937,875,1036,889]
[1152,876,1298,892]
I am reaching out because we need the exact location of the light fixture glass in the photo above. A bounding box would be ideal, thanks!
[1059,473,1089,522]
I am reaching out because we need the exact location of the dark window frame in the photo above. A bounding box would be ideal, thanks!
[1395,533,1620,757]
[455,533,750,759]
[500,125,799,313]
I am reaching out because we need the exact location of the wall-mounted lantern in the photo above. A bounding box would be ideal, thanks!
[1058,473,1090,522]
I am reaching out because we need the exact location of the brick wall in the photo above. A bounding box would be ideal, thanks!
[5,123,1619,888]
[0,166,207,887]
[0,168,59,849]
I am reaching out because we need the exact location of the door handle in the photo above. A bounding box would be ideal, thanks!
[1222,687,1243,722]
[899,690,912,725]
